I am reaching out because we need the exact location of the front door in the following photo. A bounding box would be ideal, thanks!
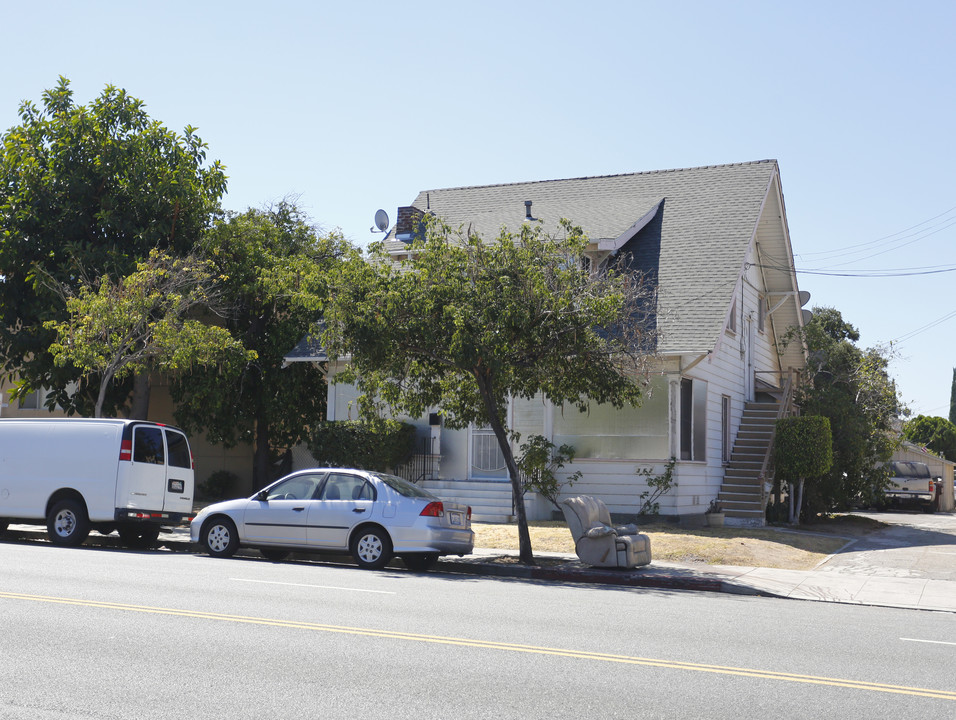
[242,472,325,545]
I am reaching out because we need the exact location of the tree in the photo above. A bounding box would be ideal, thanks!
[322,217,658,564]
[773,415,833,524]
[0,77,226,416]
[903,415,956,462]
[788,307,903,515]
[45,250,251,418]
[949,368,956,427]
[170,203,350,488]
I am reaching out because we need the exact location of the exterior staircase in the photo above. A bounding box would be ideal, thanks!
[718,401,780,526]
[422,479,516,523]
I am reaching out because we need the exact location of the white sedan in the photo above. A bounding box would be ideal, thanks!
[190,468,474,570]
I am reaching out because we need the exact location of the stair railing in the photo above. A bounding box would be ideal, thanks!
[758,368,799,509]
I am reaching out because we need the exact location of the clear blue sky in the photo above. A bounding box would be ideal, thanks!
[3,1,954,418]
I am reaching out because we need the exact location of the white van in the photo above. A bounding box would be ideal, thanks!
[0,418,195,548]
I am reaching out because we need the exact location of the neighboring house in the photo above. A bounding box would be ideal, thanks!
[288,160,809,525]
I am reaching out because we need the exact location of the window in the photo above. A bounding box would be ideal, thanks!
[757,295,766,333]
[727,296,737,334]
[680,378,708,461]
[266,473,325,501]
[321,472,375,501]
[165,430,192,469]
[133,427,165,465]
[721,396,731,464]
[18,389,40,410]
[553,377,669,459]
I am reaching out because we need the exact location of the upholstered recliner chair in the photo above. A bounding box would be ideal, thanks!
[560,495,652,568]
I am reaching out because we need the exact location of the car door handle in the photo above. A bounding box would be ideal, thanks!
[352,508,367,513]
[293,507,305,512]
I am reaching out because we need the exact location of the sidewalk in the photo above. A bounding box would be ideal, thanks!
[8,523,956,613]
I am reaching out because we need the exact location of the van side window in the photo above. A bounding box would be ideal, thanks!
[134,427,165,465]
[166,430,191,469]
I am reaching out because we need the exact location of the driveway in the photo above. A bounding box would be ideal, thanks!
[817,511,956,582]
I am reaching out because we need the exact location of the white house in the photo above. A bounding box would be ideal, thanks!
[288,160,809,525]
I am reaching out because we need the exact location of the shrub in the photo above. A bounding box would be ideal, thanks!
[200,470,239,501]
[307,420,416,471]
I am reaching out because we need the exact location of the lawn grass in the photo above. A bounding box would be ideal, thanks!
[473,514,881,570]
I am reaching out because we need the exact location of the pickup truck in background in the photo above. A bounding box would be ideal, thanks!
[883,461,941,513]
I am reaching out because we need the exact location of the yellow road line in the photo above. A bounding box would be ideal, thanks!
[3,590,955,701]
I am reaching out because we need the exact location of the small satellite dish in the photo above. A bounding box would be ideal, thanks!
[798,290,811,307]
[370,209,389,233]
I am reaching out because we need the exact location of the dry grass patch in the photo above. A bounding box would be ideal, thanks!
[474,516,876,570]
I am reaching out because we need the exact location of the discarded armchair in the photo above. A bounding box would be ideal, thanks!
[560,495,652,569]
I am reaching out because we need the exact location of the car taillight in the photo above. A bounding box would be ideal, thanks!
[120,440,132,462]
[420,501,445,517]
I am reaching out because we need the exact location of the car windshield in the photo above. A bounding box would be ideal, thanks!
[371,472,438,500]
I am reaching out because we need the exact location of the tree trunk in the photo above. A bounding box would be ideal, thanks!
[253,416,272,491]
[129,372,151,420]
[788,478,805,524]
[476,373,534,564]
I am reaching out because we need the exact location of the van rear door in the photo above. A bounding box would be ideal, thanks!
[163,428,193,513]
[127,424,168,511]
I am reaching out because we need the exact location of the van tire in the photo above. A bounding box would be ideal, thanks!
[202,517,239,558]
[47,499,91,547]
[119,525,161,549]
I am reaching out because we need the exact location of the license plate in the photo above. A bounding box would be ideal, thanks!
[449,512,463,526]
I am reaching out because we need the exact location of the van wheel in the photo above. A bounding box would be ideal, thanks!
[202,517,239,558]
[47,499,91,547]
[119,525,161,549]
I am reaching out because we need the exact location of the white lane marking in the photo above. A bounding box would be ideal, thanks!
[901,638,956,646]
[232,578,396,595]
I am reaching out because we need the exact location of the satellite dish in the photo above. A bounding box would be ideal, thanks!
[801,309,813,325]
[371,209,389,233]
[798,290,811,307]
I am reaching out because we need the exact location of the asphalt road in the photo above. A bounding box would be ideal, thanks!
[2,539,955,719]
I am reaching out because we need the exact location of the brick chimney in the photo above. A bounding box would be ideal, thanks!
[395,206,425,243]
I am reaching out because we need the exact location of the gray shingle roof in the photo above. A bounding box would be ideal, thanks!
[385,161,781,355]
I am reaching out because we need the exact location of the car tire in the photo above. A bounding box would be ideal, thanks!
[47,499,91,547]
[402,553,438,572]
[118,525,161,549]
[202,517,239,558]
[260,548,290,562]
[350,526,393,570]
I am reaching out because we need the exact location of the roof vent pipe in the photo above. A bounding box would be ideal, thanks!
[524,200,533,220]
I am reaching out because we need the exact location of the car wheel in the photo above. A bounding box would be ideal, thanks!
[0,520,8,534]
[202,517,239,558]
[118,525,161,549]
[47,499,91,547]
[403,553,438,572]
[260,548,290,562]
[350,526,393,570]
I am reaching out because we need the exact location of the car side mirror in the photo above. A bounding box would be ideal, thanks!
[256,490,270,502]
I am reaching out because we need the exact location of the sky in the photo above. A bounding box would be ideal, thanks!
[2,0,955,418]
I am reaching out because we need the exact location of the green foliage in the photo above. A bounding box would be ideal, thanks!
[199,470,240,501]
[516,435,582,509]
[45,250,250,417]
[322,215,658,562]
[170,202,352,487]
[786,307,903,514]
[950,368,956,426]
[306,420,417,471]
[774,416,834,480]
[903,415,956,461]
[636,458,677,515]
[0,78,226,415]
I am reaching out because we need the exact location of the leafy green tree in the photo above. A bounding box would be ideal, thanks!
[949,368,956,426]
[773,415,833,524]
[903,415,956,461]
[0,77,226,416]
[788,307,903,515]
[322,216,658,563]
[45,250,251,418]
[170,203,350,488]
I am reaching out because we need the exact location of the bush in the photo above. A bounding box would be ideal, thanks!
[307,420,417,471]
[199,470,239,501]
